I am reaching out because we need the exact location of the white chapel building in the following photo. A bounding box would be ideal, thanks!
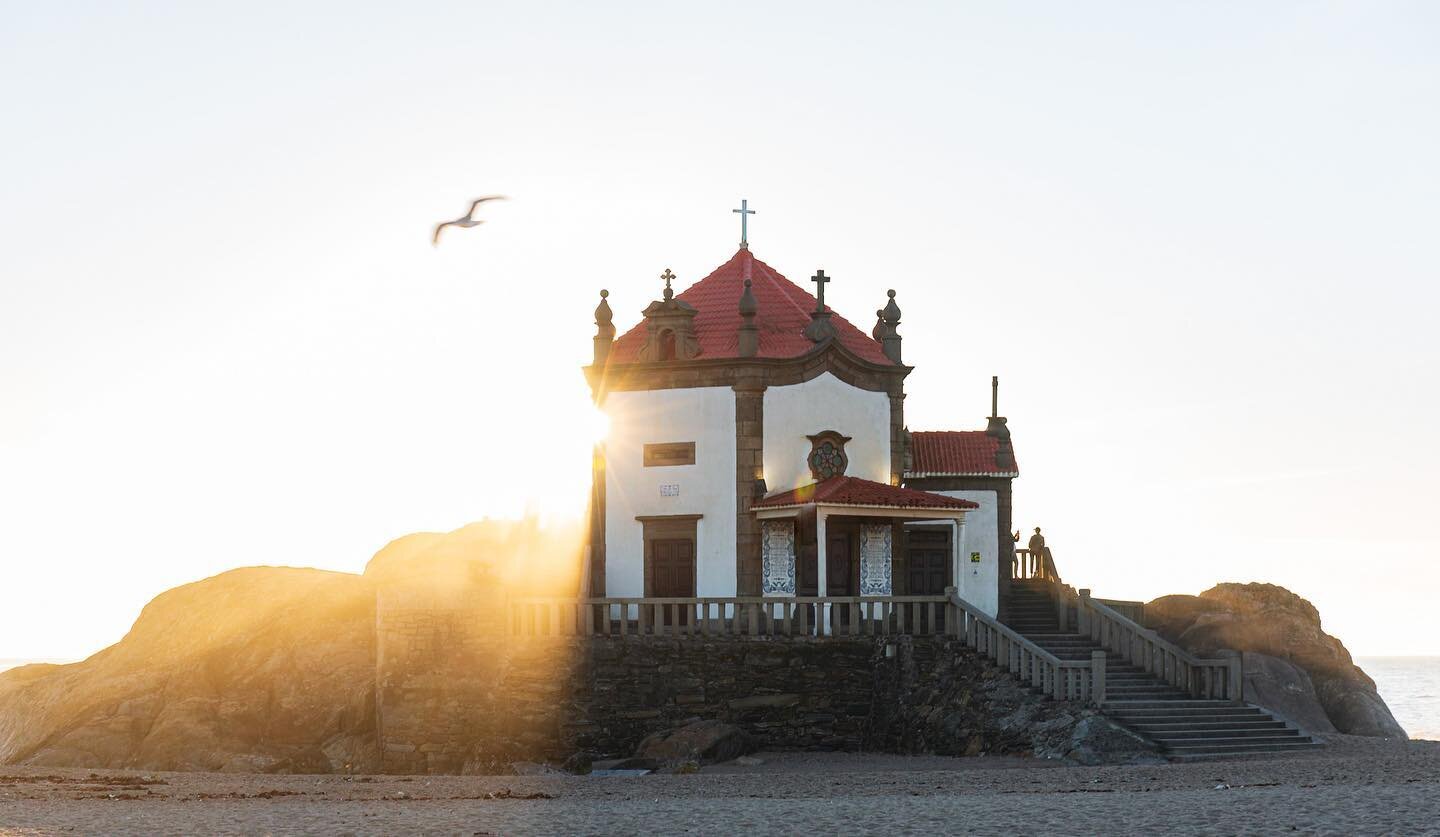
[584,228,1021,618]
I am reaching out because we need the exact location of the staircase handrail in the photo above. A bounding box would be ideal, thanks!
[1094,597,1145,624]
[1080,594,1243,702]
[947,590,1101,704]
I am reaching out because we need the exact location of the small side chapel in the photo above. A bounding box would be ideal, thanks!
[583,210,1021,618]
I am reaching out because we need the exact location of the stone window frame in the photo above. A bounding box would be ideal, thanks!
[643,441,697,467]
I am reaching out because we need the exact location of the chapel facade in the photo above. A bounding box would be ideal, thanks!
[583,235,1020,617]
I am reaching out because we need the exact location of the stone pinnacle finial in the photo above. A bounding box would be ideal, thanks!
[737,278,759,357]
[738,278,757,316]
[661,268,675,301]
[986,374,1012,447]
[882,289,901,324]
[593,289,615,367]
[878,289,903,364]
[595,289,613,328]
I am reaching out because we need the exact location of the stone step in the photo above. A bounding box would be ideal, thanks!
[1115,716,1275,729]
[1163,741,1323,756]
[1167,743,1325,762]
[1106,704,1263,715]
[1131,719,1288,733]
[1147,729,1306,742]
[1104,700,1257,712]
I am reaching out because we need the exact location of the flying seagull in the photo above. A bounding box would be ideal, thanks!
[432,196,506,246]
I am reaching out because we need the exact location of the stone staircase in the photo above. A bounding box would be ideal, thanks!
[1005,579,1322,761]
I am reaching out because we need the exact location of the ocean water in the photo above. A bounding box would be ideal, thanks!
[1359,656,1440,741]
[3,656,1438,740]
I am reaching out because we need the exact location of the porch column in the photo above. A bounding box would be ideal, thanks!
[816,508,829,635]
[952,517,962,591]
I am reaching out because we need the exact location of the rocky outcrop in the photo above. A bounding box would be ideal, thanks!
[1147,583,1405,739]
[0,567,380,773]
[0,520,584,775]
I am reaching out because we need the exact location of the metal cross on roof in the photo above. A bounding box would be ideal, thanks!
[732,199,756,248]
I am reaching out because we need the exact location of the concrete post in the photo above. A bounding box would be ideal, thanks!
[1076,589,1091,637]
[1091,650,1107,706]
[816,510,829,636]
[1219,649,1244,702]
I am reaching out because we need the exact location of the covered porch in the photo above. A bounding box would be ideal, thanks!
[751,477,976,633]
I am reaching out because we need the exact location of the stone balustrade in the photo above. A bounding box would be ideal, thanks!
[945,589,1100,704]
[511,591,1107,706]
[509,596,951,638]
[1077,592,1242,702]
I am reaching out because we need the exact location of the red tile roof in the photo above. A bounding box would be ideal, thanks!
[752,476,978,511]
[609,248,894,366]
[907,431,1019,477]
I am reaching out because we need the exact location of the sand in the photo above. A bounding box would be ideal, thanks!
[1,736,1437,836]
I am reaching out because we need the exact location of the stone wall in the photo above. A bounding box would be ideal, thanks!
[373,611,1107,772]
[374,585,520,774]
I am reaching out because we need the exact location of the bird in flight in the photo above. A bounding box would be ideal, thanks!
[432,196,506,246]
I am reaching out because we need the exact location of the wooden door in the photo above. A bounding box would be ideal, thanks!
[906,528,950,595]
[652,538,695,627]
[826,532,854,596]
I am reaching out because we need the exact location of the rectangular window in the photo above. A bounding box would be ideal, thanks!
[643,442,696,467]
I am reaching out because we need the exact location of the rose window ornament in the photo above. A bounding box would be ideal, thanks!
[806,431,852,481]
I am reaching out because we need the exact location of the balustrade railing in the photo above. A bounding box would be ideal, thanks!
[508,592,1111,705]
[508,596,952,639]
[946,590,1101,703]
[1077,592,1242,702]
[1012,547,1062,581]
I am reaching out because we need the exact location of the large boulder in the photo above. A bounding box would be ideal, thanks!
[1146,583,1405,738]
[636,721,757,765]
[1239,652,1336,734]
[0,567,380,772]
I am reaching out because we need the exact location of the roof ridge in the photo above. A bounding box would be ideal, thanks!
[749,254,811,320]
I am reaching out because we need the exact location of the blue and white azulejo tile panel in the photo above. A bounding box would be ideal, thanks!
[859,523,893,596]
[761,520,796,596]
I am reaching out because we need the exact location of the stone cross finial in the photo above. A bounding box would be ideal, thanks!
[811,269,830,312]
[803,269,838,344]
[733,199,756,248]
[661,268,675,301]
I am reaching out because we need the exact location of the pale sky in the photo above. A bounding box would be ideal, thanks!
[2,1,1438,659]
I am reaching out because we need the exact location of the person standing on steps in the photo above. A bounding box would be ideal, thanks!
[1027,527,1045,576]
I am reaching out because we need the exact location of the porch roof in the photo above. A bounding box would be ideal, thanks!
[751,476,979,513]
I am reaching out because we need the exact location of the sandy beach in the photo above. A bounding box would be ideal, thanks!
[1,736,1436,836]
